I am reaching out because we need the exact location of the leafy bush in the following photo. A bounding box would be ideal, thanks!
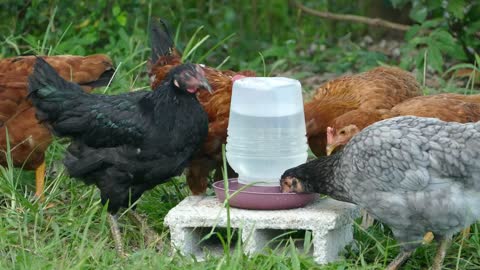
[393,0,479,72]
[1,1,478,76]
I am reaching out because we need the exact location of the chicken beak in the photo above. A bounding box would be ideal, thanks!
[326,144,337,156]
[200,78,213,94]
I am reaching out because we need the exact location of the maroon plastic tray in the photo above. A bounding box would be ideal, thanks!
[213,179,317,210]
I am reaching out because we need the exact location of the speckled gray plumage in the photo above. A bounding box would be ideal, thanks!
[284,116,480,251]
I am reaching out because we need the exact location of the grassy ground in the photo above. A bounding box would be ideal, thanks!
[1,3,480,270]
[1,145,480,270]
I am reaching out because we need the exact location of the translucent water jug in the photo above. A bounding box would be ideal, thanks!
[226,77,308,186]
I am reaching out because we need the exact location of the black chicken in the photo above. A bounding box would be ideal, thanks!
[27,57,212,256]
[280,116,480,270]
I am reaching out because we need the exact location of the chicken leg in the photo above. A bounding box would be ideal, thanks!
[127,211,164,252]
[107,213,127,258]
[432,236,452,270]
[386,250,414,270]
[34,161,46,199]
[461,226,471,239]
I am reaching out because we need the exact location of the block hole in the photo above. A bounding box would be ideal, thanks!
[253,229,314,255]
[188,227,240,258]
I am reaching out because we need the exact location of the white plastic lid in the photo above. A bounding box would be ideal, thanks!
[231,77,303,117]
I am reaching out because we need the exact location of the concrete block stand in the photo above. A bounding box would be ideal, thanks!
[164,196,359,264]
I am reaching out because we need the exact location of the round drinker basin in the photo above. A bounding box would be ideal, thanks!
[213,179,317,210]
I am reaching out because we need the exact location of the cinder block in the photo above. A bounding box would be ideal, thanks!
[164,196,359,264]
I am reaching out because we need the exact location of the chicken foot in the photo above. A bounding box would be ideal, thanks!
[432,236,452,270]
[461,226,471,239]
[386,250,414,270]
[127,211,164,252]
[108,213,127,258]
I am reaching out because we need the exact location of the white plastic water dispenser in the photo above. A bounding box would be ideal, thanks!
[226,77,308,186]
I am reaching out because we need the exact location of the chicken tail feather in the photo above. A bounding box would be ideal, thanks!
[80,68,115,89]
[27,57,85,123]
[150,17,175,64]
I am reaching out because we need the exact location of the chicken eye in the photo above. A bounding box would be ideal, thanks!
[339,130,346,135]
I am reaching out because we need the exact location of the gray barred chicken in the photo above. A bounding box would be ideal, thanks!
[281,116,480,270]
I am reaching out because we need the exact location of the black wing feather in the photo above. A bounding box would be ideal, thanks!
[28,57,149,147]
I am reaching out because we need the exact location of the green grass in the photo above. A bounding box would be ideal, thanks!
[1,2,480,269]
[2,156,480,269]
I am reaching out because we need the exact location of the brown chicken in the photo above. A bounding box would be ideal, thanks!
[0,54,114,199]
[327,93,480,155]
[148,19,256,195]
[304,66,422,157]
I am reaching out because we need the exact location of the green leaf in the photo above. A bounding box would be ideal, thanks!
[421,18,443,29]
[410,3,428,23]
[426,0,443,9]
[112,5,120,16]
[409,36,429,46]
[430,30,456,45]
[405,25,421,41]
[430,29,467,60]
[399,54,414,70]
[430,30,456,54]
[116,14,127,26]
[447,0,465,19]
[223,7,236,23]
[427,46,444,72]
[389,0,409,8]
